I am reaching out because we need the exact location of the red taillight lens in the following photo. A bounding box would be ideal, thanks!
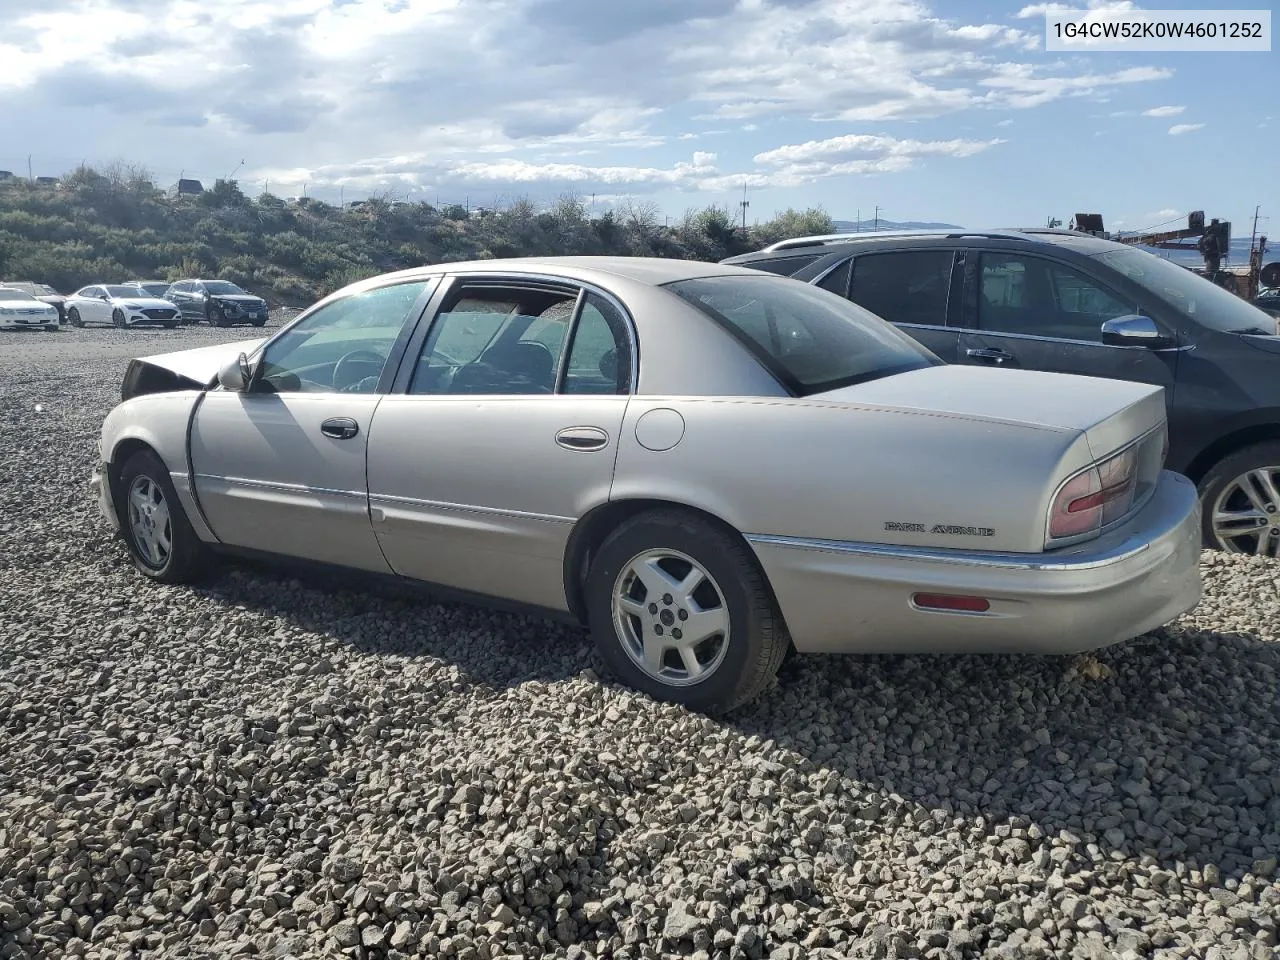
[1049,447,1138,541]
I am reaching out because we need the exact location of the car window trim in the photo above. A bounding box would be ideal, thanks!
[387,271,640,398]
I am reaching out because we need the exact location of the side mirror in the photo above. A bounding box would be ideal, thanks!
[1100,315,1174,349]
[217,353,253,391]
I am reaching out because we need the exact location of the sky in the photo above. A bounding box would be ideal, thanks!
[0,0,1274,233]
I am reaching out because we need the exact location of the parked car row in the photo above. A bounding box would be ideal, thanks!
[722,228,1280,558]
[0,278,270,329]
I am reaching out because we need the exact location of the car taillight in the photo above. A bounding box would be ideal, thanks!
[1048,447,1138,541]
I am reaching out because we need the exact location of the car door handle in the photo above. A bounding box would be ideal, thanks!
[966,347,1013,363]
[556,426,609,452]
[320,417,360,440]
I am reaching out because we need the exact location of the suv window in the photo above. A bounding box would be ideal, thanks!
[746,253,826,276]
[977,253,1134,342]
[666,274,939,395]
[816,258,852,297]
[849,251,954,326]
[255,280,432,393]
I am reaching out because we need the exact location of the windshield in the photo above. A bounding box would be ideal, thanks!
[1094,247,1279,336]
[205,281,247,295]
[105,285,141,297]
[137,282,170,296]
[5,283,54,296]
[666,275,939,395]
[0,289,36,302]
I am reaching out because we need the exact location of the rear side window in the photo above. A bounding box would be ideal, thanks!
[666,275,939,396]
[850,251,955,326]
[816,258,852,296]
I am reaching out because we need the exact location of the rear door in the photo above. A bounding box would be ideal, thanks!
[831,249,963,362]
[366,277,635,612]
[955,249,1179,395]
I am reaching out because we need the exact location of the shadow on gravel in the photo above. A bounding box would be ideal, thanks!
[192,557,1279,881]
[735,626,1280,880]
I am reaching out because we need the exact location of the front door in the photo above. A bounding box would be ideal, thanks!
[955,249,1179,396]
[189,278,436,571]
[82,287,111,325]
[367,280,635,611]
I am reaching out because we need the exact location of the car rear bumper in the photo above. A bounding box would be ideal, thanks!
[749,470,1202,655]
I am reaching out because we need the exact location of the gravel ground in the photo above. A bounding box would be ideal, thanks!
[1,322,1278,960]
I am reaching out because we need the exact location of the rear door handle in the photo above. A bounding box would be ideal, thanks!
[320,417,360,440]
[966,347,1013,364]
[556,426,609,452]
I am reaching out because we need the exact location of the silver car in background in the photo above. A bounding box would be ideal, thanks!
[91,257,1201,712]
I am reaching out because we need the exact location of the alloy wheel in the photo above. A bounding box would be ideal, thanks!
[1211,466,1280,557]
[611,548,730,686]
[127,475,172,569]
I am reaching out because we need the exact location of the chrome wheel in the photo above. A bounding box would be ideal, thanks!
[127,475,172,569]
[612,548,730,686]
[1212,466,1280,557]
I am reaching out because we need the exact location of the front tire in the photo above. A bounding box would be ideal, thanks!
[112,308,126,328]
[584,510,790,714]
[117,450,210,583]
[1201,442,1280,559]
[68,307,83,327]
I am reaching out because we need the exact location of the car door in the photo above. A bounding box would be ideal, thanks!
[827,249,963,362]
[83,287,111,324]
[955,249,1179,395]
[189,278,436,571]
[168,282,191,319]
[366,278,634,611]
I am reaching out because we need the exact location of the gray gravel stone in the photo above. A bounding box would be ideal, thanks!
[1,323,1278,960]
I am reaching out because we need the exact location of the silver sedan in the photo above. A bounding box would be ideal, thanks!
[91,257,1202,712]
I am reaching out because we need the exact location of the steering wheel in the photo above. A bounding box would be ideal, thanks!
[333,350,386,392]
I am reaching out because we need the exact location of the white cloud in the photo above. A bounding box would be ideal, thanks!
[1142,105,1185,117]
[996,118,1015,127]
[1168,123,1205,136]
[1014,1,1140,17]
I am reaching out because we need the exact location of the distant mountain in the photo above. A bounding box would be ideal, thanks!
[831,218,963,232]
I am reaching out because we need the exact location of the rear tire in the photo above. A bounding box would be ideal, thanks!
[68,307,83,327]
[584,509,790,714]
[117,450,211,583]
[1200,441,1280,558]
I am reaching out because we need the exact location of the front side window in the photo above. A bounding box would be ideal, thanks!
[255,280,432,393]
[666,274,939,395]
[849,250,954,326]
[409,285,578,395]
[205,280,247,296]
[1095,247,1278,335]
[977,254,1133,342]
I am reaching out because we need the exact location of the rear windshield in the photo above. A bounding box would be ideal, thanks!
[666,275,939,395]
[1094,247,1279,335]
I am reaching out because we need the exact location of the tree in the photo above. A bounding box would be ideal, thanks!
[752,207,835,248]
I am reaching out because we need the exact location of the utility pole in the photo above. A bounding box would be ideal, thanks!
[27,155,32,183]
[739,180,749,230]
[855,210,860,232]
[874,205,880,231]
[1250,204,1261,252]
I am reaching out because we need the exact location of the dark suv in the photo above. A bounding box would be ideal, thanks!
[166,279,269,327]
[723,229,1280,556]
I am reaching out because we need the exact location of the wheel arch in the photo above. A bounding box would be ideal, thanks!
[562,497,772,626]
[1182,420,1280,485]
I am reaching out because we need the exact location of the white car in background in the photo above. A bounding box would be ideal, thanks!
[0,287,60,330]
[65,285,182,329]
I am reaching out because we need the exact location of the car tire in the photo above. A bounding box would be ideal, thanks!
[251,318,266,327]
[1199,441,1280,558]
[117,450,211,584]
[584,509,790,714]
[67,307,83,327]
[112,308,126,328]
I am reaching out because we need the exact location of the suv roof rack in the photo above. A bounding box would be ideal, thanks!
[760,228,1031,253]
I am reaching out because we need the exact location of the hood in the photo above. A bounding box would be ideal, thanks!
[1241,334,1280,356]
[814,364,1166,460]
[36,294,66,304]
[0,301,56,313]
[113,297,179,310]
[213,294,266,305]
[122,338,267,400]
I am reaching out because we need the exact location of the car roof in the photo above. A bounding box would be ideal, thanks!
[724,227,1128,263]
[367,255,773,289]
